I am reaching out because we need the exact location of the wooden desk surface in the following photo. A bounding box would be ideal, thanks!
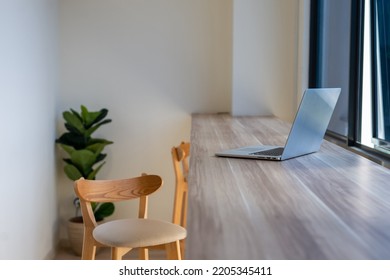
[186,114,390,259]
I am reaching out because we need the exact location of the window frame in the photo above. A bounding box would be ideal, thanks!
[309,0,390,167]
[371,0,390,153]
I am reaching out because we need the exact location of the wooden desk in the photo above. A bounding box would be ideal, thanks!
[186,114,390,259]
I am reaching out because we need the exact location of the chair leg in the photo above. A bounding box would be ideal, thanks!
[165,240,182,260]
[81,230,97,260]
[139,248,149,260]
[180,239,186,259]
[82,244,96,260]
[172,190,184,225]
[182,191,188,228]
[112,247,132,260]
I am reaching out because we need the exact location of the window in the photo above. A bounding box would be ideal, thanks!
[309,0,390,165]
[371,0,390,154]
[309,0,352,137]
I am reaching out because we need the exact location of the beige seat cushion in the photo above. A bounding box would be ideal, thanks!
[93,218,187,248]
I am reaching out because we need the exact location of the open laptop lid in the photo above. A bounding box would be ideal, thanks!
[281,88,341,160]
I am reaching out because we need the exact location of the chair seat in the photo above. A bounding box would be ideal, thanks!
[93,218,187,248]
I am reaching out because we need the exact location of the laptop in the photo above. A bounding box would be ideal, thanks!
[215,88,341,161]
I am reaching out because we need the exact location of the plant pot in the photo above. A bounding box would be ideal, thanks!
[67,216,84,256]
[67,216,103,256]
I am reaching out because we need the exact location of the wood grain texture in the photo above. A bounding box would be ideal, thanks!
[187,114,390,259]
[74,175,163,202]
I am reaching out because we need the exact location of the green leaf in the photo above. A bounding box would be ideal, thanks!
[93,109,109,124]
[64,123,83,135]
[70,149,97,176]
[81,105,94,127]
[81,106,109,129]
[59,144,75,156]
[94,202,115,220]
[85,143,108,154]
[63,111,85,134]
[64,164,83,180]
[70,109,83,122]
[95,153,107,164]
[86,162,105,180]
[85,119,112,138]
[56,132,89,149]
[88,138,114,145]
[63,158,72,164]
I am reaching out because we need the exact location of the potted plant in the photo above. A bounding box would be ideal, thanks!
[56,105,115,255]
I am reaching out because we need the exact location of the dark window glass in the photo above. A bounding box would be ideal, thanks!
[310,0,352,137]
[310,0,389,162]
[372,0,390,153]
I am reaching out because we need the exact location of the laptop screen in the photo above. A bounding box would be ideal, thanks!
[281,88,341,160]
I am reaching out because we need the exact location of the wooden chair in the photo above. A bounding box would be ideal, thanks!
[172,141,190,228]
[171,141,190,255]
[74,174,187,260]
[148,142,191,257]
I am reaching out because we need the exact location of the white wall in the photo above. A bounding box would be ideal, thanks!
[232,0,300,121]
[296,0,311,105]
[58,0,233,239]
[0,0,308,258]
[0,0,58,259]
[58,0,307,240]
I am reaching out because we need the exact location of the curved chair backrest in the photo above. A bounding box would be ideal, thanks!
[75,175,162,202]
[74,174,163,228]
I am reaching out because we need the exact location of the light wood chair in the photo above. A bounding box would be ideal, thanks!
[171,141,190,255]
[172,141,190,228]
[74,174,187,260]
[148,142,190,257]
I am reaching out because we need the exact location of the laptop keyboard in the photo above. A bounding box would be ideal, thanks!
[250,147,284,156]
